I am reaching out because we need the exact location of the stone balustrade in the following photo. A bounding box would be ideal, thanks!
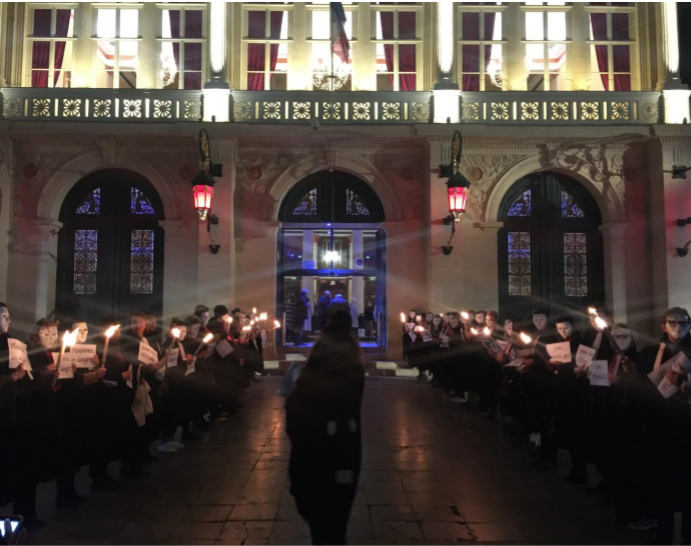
[0,87,665,125]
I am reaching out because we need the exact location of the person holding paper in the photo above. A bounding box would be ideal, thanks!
[635,307,691,544]
[120,312,166,474]
[27,319,84,509]
[0,304,43,532]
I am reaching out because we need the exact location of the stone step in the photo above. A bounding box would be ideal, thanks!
[262,360,417,378]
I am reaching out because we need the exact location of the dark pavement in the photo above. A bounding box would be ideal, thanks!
[9,377,655,545]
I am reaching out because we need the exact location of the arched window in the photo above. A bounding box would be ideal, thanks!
[498,172,604,322]
[57,169,164,325]
[279,171,385,224]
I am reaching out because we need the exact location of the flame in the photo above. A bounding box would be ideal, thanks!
[594,316,608,330]
[242,326,251,333]
[252,307,257,314]
[203,333,214,343]
[587,306,597,316]
[461,311,470,321]
[105,324,120,338]
[483,326,491,336]
[171,327,181,339]
[274,320,281,329]
[250,320,255,326]
[520,332,532,344]
[416,315,422,323]
[62,328,79,347]
[259,312,267,321]
[400,312,406,323]
[470,327,479,336]
[414,326,424,333]
[226,316,233,324]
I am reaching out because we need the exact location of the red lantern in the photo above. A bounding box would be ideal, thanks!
[446,173,471,219]
[191,171,216,221]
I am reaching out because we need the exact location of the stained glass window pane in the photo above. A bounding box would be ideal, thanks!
[293,188,318,216]
[564,232,587,297]
[73,229,98,295]
[561,191,585,218]
[346,189,371,216]
[131,187,155,215]
[130,229,154,294]
[507,190,531,217]
[76,188,101,215]
[508,231,531,296]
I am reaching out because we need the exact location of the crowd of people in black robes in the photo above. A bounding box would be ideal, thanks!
[405,305,691,545]
[0,302,268,532]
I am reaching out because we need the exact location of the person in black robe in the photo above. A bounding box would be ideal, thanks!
[27,319,86,507]
[144,313,163,355]
[286,310,365,545]
[193,305,211,339]
[0,303,41,531]
[632,307,691,544]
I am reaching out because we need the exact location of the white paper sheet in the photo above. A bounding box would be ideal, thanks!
[575,345,597,369]
[546,341,572,364]
[70,344,97,368]
[138,343,159,365]
[589,360,610,387]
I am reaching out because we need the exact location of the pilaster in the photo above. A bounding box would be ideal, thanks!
[599,223,629,325]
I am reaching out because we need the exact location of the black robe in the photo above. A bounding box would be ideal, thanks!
[286,332,365,535]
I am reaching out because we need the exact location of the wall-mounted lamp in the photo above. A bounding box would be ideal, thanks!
[438,130,470,256]
[192,129,223,254]
[677,217,691,227]
[677,240,691,257]
[668,164,691,179]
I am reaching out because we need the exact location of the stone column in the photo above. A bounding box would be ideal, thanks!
[461,221,504,312]
[661,2,691,123]
[599,223,629,324]
[71,3,93,88]
[289,2,310,90]
[204,1,231,122]
[504,3,526,90]
[137,4,157,89]
[160,220,199,321]
[6,219,62,335]
[569,2,590,90]
[355,3,375,91]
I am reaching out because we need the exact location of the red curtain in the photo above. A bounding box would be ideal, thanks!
[185,10,202,38]
[269,11,284,86]
[52,9,71,86]
[380,12,395,87]
[185,43,202,89]
[462,13,479,91]
[398,12,416,90]
[612,13,630,90]
[590,13,609,90]
[31,9,51,87]
[247,12,266,90]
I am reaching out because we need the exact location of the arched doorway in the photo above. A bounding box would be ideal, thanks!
[277,171,387,347]
[56,169,165,326]
[498,172,604,323]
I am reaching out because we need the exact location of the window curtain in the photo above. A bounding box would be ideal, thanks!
[52,10,71,86]
[380,12,395,86]
[462,13,479,91]
[590,13,609,90]
[31,9,51,87]
[168,11,181,87]
[612,13,631,90]
[269,11,284,85]
[398,12,416,91]
[247,11,266,90]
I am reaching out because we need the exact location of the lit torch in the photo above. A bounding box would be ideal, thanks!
[53,328,78,388]
[101,324,121,369]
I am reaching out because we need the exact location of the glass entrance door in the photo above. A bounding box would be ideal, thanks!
[277,227,386,347]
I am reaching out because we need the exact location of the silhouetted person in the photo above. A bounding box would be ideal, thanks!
[285,310,365,545]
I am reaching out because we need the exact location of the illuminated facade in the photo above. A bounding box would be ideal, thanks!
[0,2,690,362]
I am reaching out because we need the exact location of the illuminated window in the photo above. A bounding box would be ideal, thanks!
[311,6,354,91]
[245,7,290,91]
[458,4,504,91]
[95,7,141,88]
[587,3,633,91]
[159,8,205,90]
[564,233,587,297]
[76,189,101,215]
[373,4,420,91]
[508,232,531,296]
[523,2,569,91]
[29,7,75,88]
